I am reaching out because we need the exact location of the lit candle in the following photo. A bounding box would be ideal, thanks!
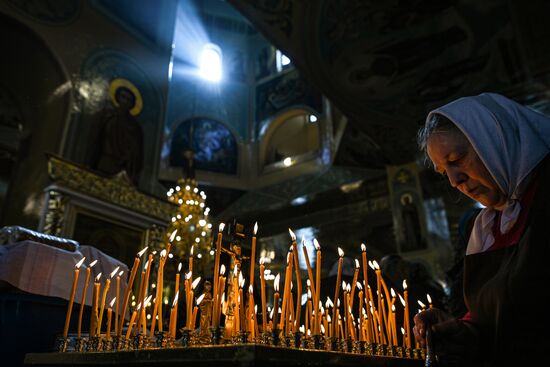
[168,291,179,337]
[403,280,411,347]
[391,303,397,346]
[98,266,118,335]
[212,223,225,327]
[349,259,359,309]
[332,247,344,338]
[150,249,167,334]
[90,272,102,337]
[272,274,280,328]
[302,236,317,302]
[106,297,115,340]
[115,270,123,336]
[249,222,258,294]
[313,239,322,335]
[248,285,254,337]
[289,229,302,332]
[77,260,97,338]
[213,265,226,327]
[259,258,267,331]
[188,276,201,329]
[125,302,141,339]
[427,294,433,309]
[193,293,205,330]
[189,245,194,275]
[360,244,371,339]
[357,283,364,341]
[63,257,86,339]
[118,246,147,335]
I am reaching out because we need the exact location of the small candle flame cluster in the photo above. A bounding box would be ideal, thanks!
[57,224,426,361]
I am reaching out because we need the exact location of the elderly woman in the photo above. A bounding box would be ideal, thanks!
[413,92,550,366]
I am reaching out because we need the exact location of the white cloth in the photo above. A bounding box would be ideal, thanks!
[426,93,550,254]
[0,240,128,306]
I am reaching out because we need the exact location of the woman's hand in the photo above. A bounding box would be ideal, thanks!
[414,308,480,364]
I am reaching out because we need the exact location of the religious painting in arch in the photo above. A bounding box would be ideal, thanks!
[170,118,238,175]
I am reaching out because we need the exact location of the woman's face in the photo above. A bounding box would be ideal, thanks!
[426,128,507,208]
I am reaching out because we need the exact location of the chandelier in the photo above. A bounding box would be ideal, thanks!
[166,177,213,261]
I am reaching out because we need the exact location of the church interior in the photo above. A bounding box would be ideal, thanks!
[1,0,550,365]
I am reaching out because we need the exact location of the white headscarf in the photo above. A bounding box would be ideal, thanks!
[426,93,550,255]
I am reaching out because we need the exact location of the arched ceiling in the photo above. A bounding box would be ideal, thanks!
[228,0,550,164]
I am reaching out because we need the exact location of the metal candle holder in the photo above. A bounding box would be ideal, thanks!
[365,342,376,356]
[352,340,365,354]
[270,328,281,346]
[342,338,353,353]
[327,336,339,352]
[311,334,323,350]
[235,330,250,344]
[87,335,100,352]
[180,328,192,347]
[209,326,224,345]
[55,336,69,352]
[375,343,387,356]
[74,337,86,352]
[292,332,302,348]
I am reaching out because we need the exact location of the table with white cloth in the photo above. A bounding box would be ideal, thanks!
[0,240,129,366]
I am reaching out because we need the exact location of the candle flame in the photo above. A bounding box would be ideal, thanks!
[220,264,226,275]
[391,288,396,298]
[288,228,296,241]
[327,314,331,322]
[255,304,258,313]
[196,293,205,305]
[356,282,362,290]
[118,270,124,277]
[192,277,201,289]
[144,260,150,270]
[320,324,325,334]
[89,259,98,268]
[75,257,86,269]
[427,294,432,304]
[286,252,291,264]
[373,260,380,270]
[178,262,182,272]
[300,325,305,333]
[326,297,334,308]
[337,247,344,257]
[403,279,408,290]
[145,295,153,307]
[219,223,225,232]
[109,297,116,308]
[172,291,179,307]
[313,238,320,251]
[110,266,120,278]
[190,245,194,256]
[169,229,178,242]
[342,281,346,290]
[301,235,305,245]
[368,260,374,270]
[399,294,405,306]
[137,246,148,257]
[160,249,167,258]
[418,300,426,308]
[355,258,360,269]
[337,299,340,307]
[254,222,258,235]
[248,285,253,293]
[95,273,102,281]
[238,271,244,284]
[346,283,351,292]
[259,257,264,265]
[233,264,238,275]
[274,273,280,291]
[401,327,405,335]
[361,243,366,252]
[270,308,274,319]
[306,279,311,287]
[307,289,312,299]
[136,302,142,311]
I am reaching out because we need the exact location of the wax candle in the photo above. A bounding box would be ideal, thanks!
[106,297,115,340]
[118,246,147,335]
[125,302,141,339]
[349,259,359,309]
[402,280,410,347]
[212,223,225,327]
[168,291,178,337]
[427,293,433,308]
[77,260,97,337]
[280,249,293,330]
[313,239,321,335]
[332,247,344,337]
[259,258,267,330]
[272,274,280,328]
[90,272,102,337]
[249,222,258,294]
[360,244,371,338]
[289,229,302,332]
[98,266,118,335]
[63,257,86,339]
[115,270,123,335]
